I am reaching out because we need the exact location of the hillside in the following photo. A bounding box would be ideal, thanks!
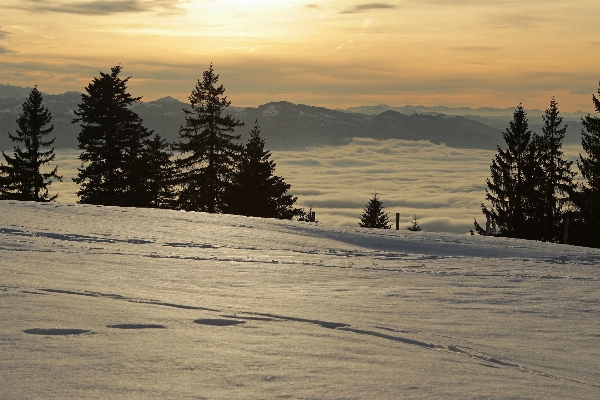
[1,84,588,151]
[1,201,599,398]
[345,104,587,146]
[235,102,501,150]
[1,85,503,151]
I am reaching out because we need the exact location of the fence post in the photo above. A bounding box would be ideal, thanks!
[485,214,491,236]
[564,216,570,244]
[396,213,400,230]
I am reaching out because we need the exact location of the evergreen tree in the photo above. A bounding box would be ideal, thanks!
[537,97,576,241]
[145,133,176,209]
[173,64,243,212]
[481,104,541,238]
[298,205,316,222]
[0,87,62,201]
[407,215,422,231]
[571,82,600,247]
[359,193,390,229]
[225,121,300,219]
[73,66,153,207]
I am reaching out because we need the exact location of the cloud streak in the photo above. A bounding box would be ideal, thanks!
[340,2,397,14]
[14,0,183,15]
[0,30,15,54]
[0,45,15,54]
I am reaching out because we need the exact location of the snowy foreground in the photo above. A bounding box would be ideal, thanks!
[1,201,599,399]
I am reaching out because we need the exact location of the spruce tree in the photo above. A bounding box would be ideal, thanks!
[73,66,153,207]
[173,64,244,212]
[359,193,391,229]
[481,104,541,238]
[225,121,300,219]
[0,87,62,201]
[407,215,422,231]
[572,82,600,247]
[145,133,176,209]
[537,97,575,241]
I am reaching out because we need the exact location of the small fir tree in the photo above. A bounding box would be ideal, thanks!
[73,66,154,207]
[407,215,422,231]
[0,87,62,201]
[173,64,244,212]
[359,193,391,229]
[225,121,300,219]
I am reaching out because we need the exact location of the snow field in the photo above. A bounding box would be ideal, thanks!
[0,201,599,399]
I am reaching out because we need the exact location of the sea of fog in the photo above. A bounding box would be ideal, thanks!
[49,139,584,234]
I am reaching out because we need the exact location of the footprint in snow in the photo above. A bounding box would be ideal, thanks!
[194,318,246,326]
[106,324,166,329]
[23,328,91,336]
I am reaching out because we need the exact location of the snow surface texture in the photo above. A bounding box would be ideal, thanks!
[1,201,599,399]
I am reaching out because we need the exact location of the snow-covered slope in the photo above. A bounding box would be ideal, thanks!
[1,201,599,399]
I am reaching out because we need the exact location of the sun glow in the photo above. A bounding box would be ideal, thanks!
[1,0,599,111]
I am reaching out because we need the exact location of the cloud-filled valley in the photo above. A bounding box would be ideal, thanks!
[48,139,583,234]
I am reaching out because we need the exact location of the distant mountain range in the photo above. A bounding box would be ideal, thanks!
[0,84,587,151]
[343,104,588,119]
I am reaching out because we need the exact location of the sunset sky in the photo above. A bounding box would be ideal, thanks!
[1,0,599,111]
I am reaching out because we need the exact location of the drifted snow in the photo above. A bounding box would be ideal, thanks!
[0,201,599,399]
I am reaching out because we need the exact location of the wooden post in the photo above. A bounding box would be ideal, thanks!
[311,211,316,223]
[564,216,570,244]
[485,214,491,236]
[396,213,400,230]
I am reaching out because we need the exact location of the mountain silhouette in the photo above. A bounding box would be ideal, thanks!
[6,85,582,151]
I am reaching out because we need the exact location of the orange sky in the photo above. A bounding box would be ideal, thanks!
[2,0,599,112]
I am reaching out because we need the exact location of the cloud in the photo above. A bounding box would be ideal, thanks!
[52,139,585,234]
[285,158,324,167]
[270,138,501,234]
[293,189,326,196]
[13,0,184,16]
[0,29,15,53]
[0,45,15,54]
[304,3,320,9]
[340,2,397,14]
[452,46,501,53]
[484,12,545,30]
[335,39,354,51]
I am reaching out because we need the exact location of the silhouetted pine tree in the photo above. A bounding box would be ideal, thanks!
[145,133,176,208]
[571,82,600,247]
[359,193,390,229]
[73,66,153,207]
[481,104,541,238]
[173,64,243,212]
[537,97,576,241]
[0,87,62,201]
[407,215,422,231]
[225,121,300,219]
